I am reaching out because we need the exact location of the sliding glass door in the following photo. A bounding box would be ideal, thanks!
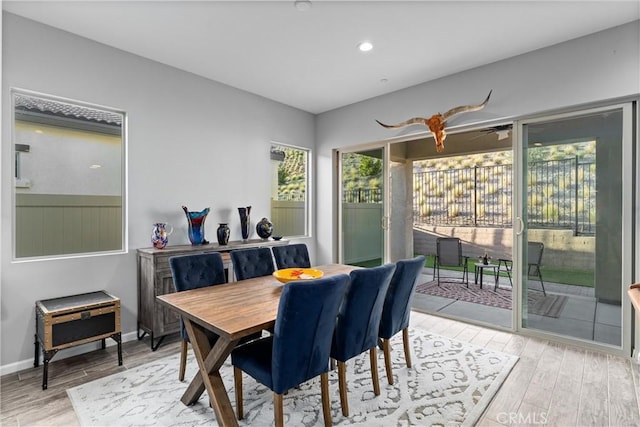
[339,148,386,266]
[338,143,414,265]
[517,103,633,352]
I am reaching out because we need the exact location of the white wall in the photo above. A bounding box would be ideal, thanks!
[1,13,315,371]
[315,21,640,265]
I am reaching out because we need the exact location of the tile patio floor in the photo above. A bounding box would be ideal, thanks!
[413,267,622,347]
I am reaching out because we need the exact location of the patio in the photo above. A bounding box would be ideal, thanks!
[412,266,621,347]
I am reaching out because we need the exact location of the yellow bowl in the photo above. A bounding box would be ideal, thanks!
[273,268,324,284]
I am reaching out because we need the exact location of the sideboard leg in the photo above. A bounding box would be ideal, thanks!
[137,322,148,341]
[150,332,165,351]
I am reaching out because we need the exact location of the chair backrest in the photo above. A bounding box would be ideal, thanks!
[169,252,227,292]
[436,238,463,267]
[527,241,544,267]
[331,264,396,362]
[527,242,544,274]
[169,252,227,340]
[379,255,426,340]
[271,243,311,269]
[271,274,349,394]
[230,247,275,280]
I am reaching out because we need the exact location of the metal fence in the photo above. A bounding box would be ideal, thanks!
[275,191,305,201]
[413,157,595,235]
[342,188,382,203]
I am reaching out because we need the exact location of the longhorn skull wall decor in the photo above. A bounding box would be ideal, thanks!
[376,90,492,152]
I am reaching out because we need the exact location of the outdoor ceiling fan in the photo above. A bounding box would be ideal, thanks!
[470,124,513,141]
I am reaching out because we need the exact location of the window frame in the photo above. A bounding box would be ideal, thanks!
[11,88,128,261]
[270,141,311,239]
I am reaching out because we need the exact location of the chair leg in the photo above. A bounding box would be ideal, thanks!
[463,259,469,287]
[233,367,244,420]
[179,340,188,381]
[369,347,380,396]
[274,393,284,427]
[321,372,332,427]
[402,328,412,368]
[537,268,547,296]
[432,256,437,281]
[337,361,349,417]
[382,338,393,385]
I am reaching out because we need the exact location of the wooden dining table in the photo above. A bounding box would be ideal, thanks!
[156,263,358,427]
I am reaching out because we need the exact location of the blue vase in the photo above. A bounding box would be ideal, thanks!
[151,222,173,249]
[238,206,251,240]
[182,206,209,245]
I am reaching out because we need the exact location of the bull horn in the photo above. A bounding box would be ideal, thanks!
[441,90,492,121]
[375,117,428,129]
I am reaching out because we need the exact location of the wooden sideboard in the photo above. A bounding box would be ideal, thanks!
[137,239,289,350]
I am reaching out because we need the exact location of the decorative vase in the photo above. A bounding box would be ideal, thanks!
[256,217,273,240]
[238,206,251,241]
[482,252,490,265]
[151,222,173,249]
[182,206,210,245]
[217,223,230,245]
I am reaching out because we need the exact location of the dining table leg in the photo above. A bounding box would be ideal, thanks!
[181,318,240,427]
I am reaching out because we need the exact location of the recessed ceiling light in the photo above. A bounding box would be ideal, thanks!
[357,41,373,52]
[294,0,311,11]
[89,164,102,169]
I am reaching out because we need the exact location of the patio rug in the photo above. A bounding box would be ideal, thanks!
[67,327,518,427]
[415,280,568,318]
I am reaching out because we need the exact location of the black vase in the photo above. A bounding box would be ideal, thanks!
[256,217,273,240]
[217,223,230,245]
[238,206,251,240]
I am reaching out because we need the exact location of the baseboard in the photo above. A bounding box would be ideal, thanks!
[0,330,139,377]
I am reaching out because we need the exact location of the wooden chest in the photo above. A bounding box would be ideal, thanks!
[34,290,122,389]
[36,290,120,351]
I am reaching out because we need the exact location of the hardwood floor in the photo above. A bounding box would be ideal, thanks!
[2,311,639,426]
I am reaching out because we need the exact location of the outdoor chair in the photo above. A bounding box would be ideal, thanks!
[232,274,349,427]
[433,237,469,286]
[271,243,311,269]
[331,263,396,416]
[497,241,546,295]
[169,252,227,381]
[230,247,275,280]
[378,255,426,385]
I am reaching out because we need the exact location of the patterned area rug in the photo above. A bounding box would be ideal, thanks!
[68,328,517,427]
[415,280,568,318]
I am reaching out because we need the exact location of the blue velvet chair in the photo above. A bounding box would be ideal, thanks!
[232,274,350,427]
[378,255,426,385]
[230,247,275,281]
[330,263,395,417]
[271,243,311,269]
[169,252,227,381]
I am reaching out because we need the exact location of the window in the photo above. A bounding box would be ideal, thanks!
[270,143,309,237]
[12,89,126,259]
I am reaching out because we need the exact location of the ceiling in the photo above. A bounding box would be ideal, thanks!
[3,1,639,114]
